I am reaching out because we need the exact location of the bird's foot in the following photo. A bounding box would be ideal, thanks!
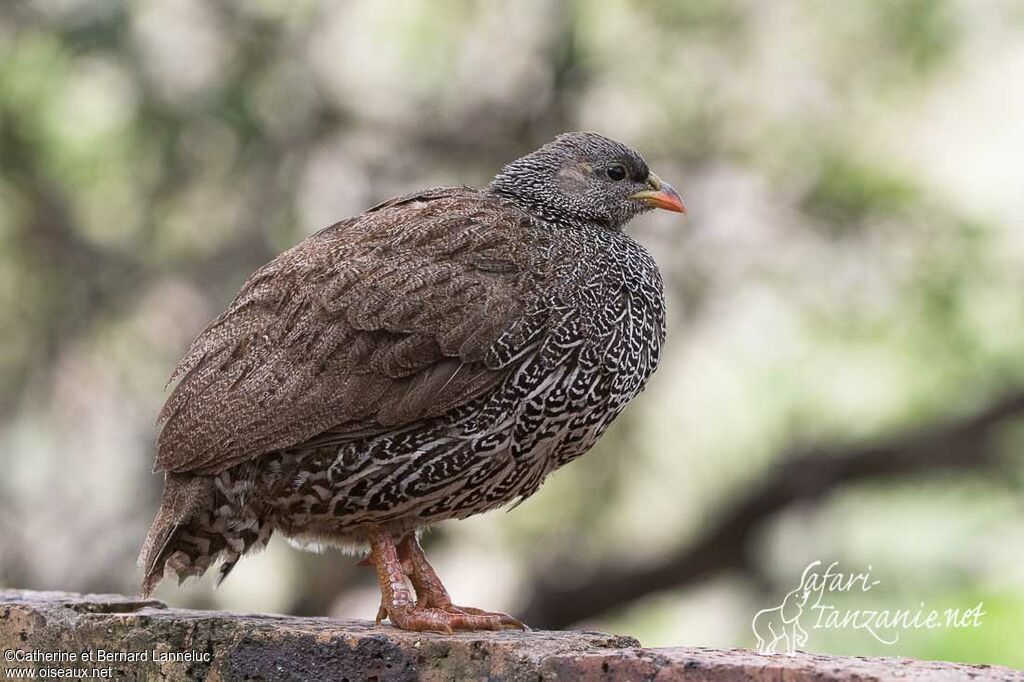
[366,528,530,633]
[395,533,527,630]
[375,601,522,633]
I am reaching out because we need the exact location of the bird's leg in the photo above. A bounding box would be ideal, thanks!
[396,533,527,630]
[367,527,518,633]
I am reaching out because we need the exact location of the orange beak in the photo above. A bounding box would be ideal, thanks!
[630,173,686,213]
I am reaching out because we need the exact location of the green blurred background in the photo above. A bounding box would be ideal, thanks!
[1,0,1023,667]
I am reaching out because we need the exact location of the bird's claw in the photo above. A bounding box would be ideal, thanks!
[443,604,529,631]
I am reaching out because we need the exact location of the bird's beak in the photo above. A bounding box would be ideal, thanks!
[630,173,686,213]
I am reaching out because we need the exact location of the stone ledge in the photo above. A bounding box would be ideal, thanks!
[1,589,1020,681]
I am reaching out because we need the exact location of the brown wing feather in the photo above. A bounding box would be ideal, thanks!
[155,187,544,475]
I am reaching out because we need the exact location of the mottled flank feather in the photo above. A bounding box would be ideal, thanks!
[140,133,668,595]
[154,187,540,475]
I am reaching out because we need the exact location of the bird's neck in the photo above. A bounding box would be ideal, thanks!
[486,183,616,232]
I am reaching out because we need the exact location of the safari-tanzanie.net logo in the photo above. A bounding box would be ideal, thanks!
[751,560,985,655]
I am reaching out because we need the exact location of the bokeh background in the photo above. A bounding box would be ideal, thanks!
[2,0,1023,667]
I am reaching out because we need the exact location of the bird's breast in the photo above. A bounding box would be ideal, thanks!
[485,228,666,468]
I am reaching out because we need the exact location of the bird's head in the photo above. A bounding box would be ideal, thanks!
[489,131,685,230]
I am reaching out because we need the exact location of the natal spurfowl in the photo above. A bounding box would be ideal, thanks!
[140,132,685,632]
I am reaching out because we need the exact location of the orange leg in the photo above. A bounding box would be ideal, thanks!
[366,527,527,632]
[396,533,527,631]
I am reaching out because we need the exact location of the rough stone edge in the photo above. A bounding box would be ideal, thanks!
[2,590,1021,681]
[545,646,1024,682]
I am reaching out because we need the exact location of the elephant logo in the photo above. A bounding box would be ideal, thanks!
[751,561,820,654]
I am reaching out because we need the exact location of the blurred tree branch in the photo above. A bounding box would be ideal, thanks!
[518,390,1024,629]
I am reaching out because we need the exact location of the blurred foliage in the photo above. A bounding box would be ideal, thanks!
[802,151,918,229]
[1,0,1023,668]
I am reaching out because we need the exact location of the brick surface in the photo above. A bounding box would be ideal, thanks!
[1,590,1019,681]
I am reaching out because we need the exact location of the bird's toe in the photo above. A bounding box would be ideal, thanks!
[447,605,529,631]
[381,603,528,633]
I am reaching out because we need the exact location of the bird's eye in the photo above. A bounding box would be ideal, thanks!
[606,164,627,181]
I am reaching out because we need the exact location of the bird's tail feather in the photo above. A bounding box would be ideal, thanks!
[138,473,210,597]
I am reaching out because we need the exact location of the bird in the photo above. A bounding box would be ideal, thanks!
[139,131,685,633]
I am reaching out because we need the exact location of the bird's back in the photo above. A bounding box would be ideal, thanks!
[154,186,547,475]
